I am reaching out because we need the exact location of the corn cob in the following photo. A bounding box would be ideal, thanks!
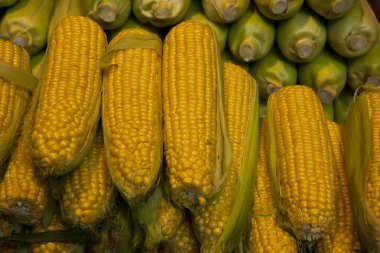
[317,121,361,253]
[47,0,85,40]
[333,88,354,124]
[193,62,259,252]
[344,85,380,253]
[108,15,162,41]
[0,39,31,167]
[0,0,17,7]
[250,47,297,99]
[30,16,106,177]
[82,0,131,30]
[228,5,275,62]
[0,0,54,55]
[267,85,336,242]
[202,0,250,23]
[0,101,48,226]
[306,0,356,19]
[30,214,86,253]
[247,119,297,253]
[133,185,184,249]
[133,0,191,27]
[60,129,115,229]
[254,0,304,20]
[276,7,327,63]
[327,0,378,58]
[347,31,380,91]
[102,28,162,205]
[163,218,200,253]
[184,0,228,52]
[162,21,231,208]
[298,48,347,104]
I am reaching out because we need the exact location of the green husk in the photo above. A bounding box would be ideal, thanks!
[31,50,45,77]
[250,47,297,98]
[0,0,17,7]
[276,6,327,63]
[82,0,131,30]
[254,0,304,20]
[333,88,354,124]
[259,97,267,118]
[327,0,378,58]
[107,15,163,40]
[228,4,275,62]
[344,85,380,253]
[298,48,346,103]
[306,0,355,19]
[133,0,191,27]
[221,49,249,71]
[0,0,54,55]
[347,31,380,91]
[47,0,85,40]
[132,185,184,249]
[184,0,228,52]
[202,0,250,23]
[323,102,334,121]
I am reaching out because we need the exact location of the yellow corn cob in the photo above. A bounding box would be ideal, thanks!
[247,119,297,253]
[0,103,48,225]
[162,20,230,208]
[163,219,200,253]
[317,121,361,252]
[30,16,106,177]
[193,62,258,251]
[0,39,31,166]
[102,28,162,205]
[31,214,85,253]
[267,85,336,242]
[60,129,115,229]
[345,85,380,252]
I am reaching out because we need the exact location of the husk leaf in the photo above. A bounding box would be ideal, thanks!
[298,48,346,103]
[228,4,275,62]
[333,88,354,124]
[327,0,379,58]
[250,47,297,98]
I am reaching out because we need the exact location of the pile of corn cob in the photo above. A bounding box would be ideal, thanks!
[0,0,379,252]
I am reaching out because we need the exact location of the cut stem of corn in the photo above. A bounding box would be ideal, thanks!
[102,28,163,206]
[250,47,297,99]
[162,20,231,208]
[344,85,380,253]
[30,16,106,177]
[254,0,304,20]
[133,0,191,27]
[267,85,336,242]
[0,0,54,55]
[228,4,275,62]
[276,7,327,63]
[298,48,347,103]
[327,0,379,58]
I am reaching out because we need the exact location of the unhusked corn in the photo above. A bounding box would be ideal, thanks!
[30,16,106,177]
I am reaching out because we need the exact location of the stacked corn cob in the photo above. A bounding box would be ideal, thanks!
[0,0,378,251]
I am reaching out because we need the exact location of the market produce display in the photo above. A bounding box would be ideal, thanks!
[0,0,379,252]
